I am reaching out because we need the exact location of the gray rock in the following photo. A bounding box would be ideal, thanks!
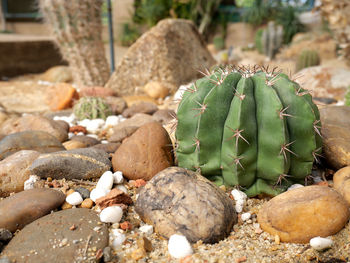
[30,148,111,180]
[135,167,237,244]
[0,131,65,161]
[75,187,90,200]
[70,135,100,147]
[103,246,112,262]
[2,208,108,263]
[0,256,10,263]
[104,96,127,115]
[0,229,12,243]
[108,126,138,143]
[0,188,65,232]
[91,143,121,154]
[152,109,176,125]
[111,113,155,137]
[122,102,158,118]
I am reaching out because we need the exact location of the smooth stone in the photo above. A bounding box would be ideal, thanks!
[100,206,123,223]
[108,126,138,143]
[111,113,155,135]
[152,109,176,125]
[70,135,100,147]
[30,148,111,180]
[2,208,108,263]
[0,131,65,161]
[0,188,65,232]
[0,115,68,142]
[75,187,90,200]
[45,83,78,111]
[112,122,174,181]
[0,229,12,243]
[90,188,108,202]
[333,166,350,205]
[143,81,171,99]
[104,96,127,115]
[168,234,193,259]
[62,140,86,150]
[135,167,237,243]
[90,142,121,154]
[80,198,94,209]
[310,236,333,251]
[258,185,350,243]
[65,192,83,206]
[122,102,158,118]
[112,171,124,184]
[54,120,70,133]
[0,150,40,197]
[39,65,72,83]
[320,106,350,169]
[77,86,115,98]
[96,171,114,191]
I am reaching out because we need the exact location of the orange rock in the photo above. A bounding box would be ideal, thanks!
[78,86,115,98]
[143,81,171,99]
[120,221,133,231]
[69,125,87,134]
[236,256,247,263]
[47,83,78,111]
[133,179,147,188]
[62,140,86,150]
[122,95,158,107]
[81,198,94,209]
[95,188,132,209]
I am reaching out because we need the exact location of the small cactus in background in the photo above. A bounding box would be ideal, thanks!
[213,35,225,51]
[345,86,350,106]
[175,65,322,197]
[254,28,264,54]
[296,50,320,72]
[258,21,283,59]
[73,97,112,121]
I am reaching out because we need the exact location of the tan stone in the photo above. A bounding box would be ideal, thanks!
[225,22,256,48]
[112,122,174,181]
[333,166,350,206]
[143,81,171,99]
[61,201,73,210]
[63,140,86,150]
[258,185,350,243]
[39,66,73,83]
[80,198,94,209]
[46,83,78,111]
[122,95,158,107]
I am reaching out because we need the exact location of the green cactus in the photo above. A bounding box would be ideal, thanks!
[175,65,322,197]
[259,21,283,59]
[254,28,264,54]
[296,50,321,72]
[73,97,112,121]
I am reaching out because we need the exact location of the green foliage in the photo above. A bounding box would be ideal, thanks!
[296,50,320,72]
[242,0,276,27]
[345,87,350,106]
[213,35,225,51]
[120,23,141,47]
[73,97,112,121]
[133,0,172,27]
[175,66,322,197]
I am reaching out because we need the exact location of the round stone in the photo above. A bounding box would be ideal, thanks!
[99,206,123,223]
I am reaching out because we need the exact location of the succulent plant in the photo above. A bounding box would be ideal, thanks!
[73,97,112,121]
[175,65,322,196]
[296,50,320,72]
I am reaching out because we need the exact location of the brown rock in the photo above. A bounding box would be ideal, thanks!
[80,198,94,209]
[62,140,86,150]
[91,142,121,154]
[54,120,70,132]
[108,126,138,143]
[78,86,116,98]
[112,122,174,180]
[122,101,158,118]
[258,185,350,243]
[105,19,215,96]
[135,167,237,243]
[39,66,73,83]
[61,201,73,210]
[70,135,100,147]
[143,81,172,99]
[104,96,127,115]
[112,113,155,136]
[46,83,78,111]
[333,166,350,205]
[152,109,176,125]
[0,188,66,232]
[120,221,133,231]
[137,236,153,252]
[95,188,132,209]
[320,106,350,169]
[123,95,158,107]
[69,125,87,134]
[0,115,68,142]
[0,150,40,197]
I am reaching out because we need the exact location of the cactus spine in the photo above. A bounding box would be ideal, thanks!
[39,0,110,86]
[175,66,322,197]
[260,21,284,59]
[73,97,112,120]
[296,50,320,72]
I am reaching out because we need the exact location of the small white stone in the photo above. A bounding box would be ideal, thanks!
[310,236,333,251]
[112,171,124,184]
[86,134,99,139]
[101,140,108,144]
[168,234,193,259]
[110,230,126,249]
[287,184,304,191]
[76,132,85,136]
[68,132,75,139]
[24,175,40,190]
[116,185,128,194]
[231,189,247,213]
[105,115,120,127]
[66,192,83,206]
[100,206,123,223]
[90,188,108,202]
[241,212,251,221]
[139,224,153,235]
[96,171,114,191]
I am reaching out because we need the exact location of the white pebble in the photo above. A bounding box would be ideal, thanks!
[101,140,108,144]
[310,236,333,251]
[76,132,85,136]
[104,115,120,127]
[78,119,105,134]
[112,171,124,184]
[86,134,99,139]
[287,184,304,191]
[90,188,108,202]
[66,192,83,206]
[100,206,123,223]
[116,185,128,194]
[68,132,75,139]
[231,189,247,213]
[168,234,193,259]
[24,175,40,190]
[241,212,251,221]
[139,224,153,235]
[110,229,126,249]
[96,171,114,191]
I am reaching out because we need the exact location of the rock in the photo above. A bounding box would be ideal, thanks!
[70,135,100,147]
[62,140,86,150]
[112,122,174,180]
[120,221,133,231]
[333,166,350,205]
[91,142,120,154]
[122,95,158,107]
[0,188,65,232]
[65,192,83,206]
[168,234,193,259]
[105,19,215,96]
[257,185,350,243]
[96,171,114,191]
[108,126,138,143]
[30,148,111,180]
[122,101,158,118]
[0,115,68,142]
[104,96,127,115]
[23,175,41,190]
[231,189,248,213]
[80,198,93,209]
[100,206,123,223]
[320,106,350,169]
[39,66,73,83]
[69,125,87,134]
[90,188,108,202]
[112,171,124,184]
[0,131,65,160]
[139,225,153,235]
[110,229,126,249]
[152,109,176,125]
[294,66,350,100]
[1,208,108,263]
[0,229,12,243]
[310,236,333,251]
[0,150,40,197]
[103,247,112,262]
[143,81,172,99]
[46,83,78,111]
[75,187,90,200]
[55,120,70,132]
[78,86,116,98]
[135,167,237,243]
[112,113,155,135]
[95,188,133,209]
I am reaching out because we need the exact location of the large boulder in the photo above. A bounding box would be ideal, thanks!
[105,19,215,96]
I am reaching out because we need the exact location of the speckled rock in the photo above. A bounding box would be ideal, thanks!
[2,208,108,263]
[112,122,173,180]
[0,131,65,160]
[320,106,350,169]
[258,185,350,243]
[122,101,158,118]
[333,166,350,206]
[0,188,65,232]
[0,115,68,142]
[0,150,40,197]
[135,167,237,243]
[70,135,100,147]
[30,148,111,180]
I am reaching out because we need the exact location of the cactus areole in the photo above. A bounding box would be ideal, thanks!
[175,66,322,196]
